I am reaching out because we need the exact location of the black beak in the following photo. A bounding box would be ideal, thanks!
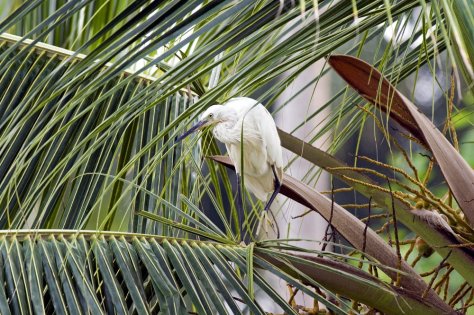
[175,120,207,143]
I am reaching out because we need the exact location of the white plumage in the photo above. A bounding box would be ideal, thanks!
[205,97,283,201]
[178,97,283,208]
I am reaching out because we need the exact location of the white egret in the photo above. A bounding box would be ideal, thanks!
[176,97,283,213]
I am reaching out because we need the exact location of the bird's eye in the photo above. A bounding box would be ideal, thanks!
[209,113,214,118]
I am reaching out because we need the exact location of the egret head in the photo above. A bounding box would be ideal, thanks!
[175,104,237,142]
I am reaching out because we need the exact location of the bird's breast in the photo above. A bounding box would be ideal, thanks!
[213,122,270,176]
[212,122,237,144]
[226,143,270,177]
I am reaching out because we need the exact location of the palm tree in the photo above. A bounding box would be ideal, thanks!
[0,0,473,314]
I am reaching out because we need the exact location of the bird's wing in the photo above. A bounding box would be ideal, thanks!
[256,105,284,176]
[225,97,262,144]
[225,97,284,178]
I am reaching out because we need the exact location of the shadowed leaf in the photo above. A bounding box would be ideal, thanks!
[258,252,445,315]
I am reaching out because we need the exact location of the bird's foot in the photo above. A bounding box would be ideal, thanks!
[255,211,278,240]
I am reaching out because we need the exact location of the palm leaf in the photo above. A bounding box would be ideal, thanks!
[210,155,454,313]
[328,54,474,227]
[0,33,197,232]
[0,231,449,314]
[0,0,472,313]
[278,129,474,289]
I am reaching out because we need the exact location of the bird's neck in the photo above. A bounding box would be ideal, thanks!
[212,120,238,144]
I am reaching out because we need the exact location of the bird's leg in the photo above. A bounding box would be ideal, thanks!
[264,165,281,211]
[259,165,281,239]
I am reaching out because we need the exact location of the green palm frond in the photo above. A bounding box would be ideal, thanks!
[0,33,197,232]
[0,0,457,233]
[0,231,449,314]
